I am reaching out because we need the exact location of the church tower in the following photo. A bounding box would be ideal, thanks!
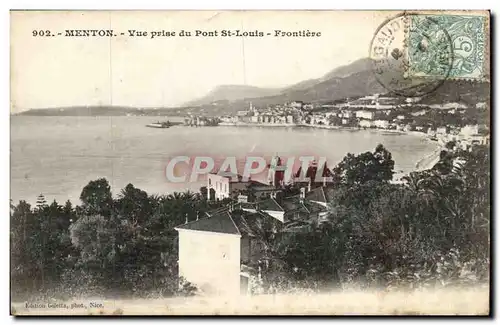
[268,155,285,188]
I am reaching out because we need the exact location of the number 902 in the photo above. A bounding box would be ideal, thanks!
[32,30,52,37]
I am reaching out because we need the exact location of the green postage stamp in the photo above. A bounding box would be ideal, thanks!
[407,14,488,80]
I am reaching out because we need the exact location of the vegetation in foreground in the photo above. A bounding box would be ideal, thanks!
[10,144,490,301]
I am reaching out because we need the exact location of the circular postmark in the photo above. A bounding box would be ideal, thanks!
[369,12,454,97]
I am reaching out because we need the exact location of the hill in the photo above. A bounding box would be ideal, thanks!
[15,106,180,117]
[183,85,281,107]
[16,58,490,117]
[178,57,489,116]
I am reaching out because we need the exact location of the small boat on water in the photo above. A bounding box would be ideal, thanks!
[146,121,172,128]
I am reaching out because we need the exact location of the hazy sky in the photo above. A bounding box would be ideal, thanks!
[11,11,392,112]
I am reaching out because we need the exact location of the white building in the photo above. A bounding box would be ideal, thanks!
[290,101,303,109]
[341,111,353,119]
[175,187,332,296]
[374,119,390,129]
[476,102,487,109]
[436,126,448,135]
[411,110,427,117]
[175,212,244,296]
[460,125,479,137]
[359,120,373,128]
[355,110,375,120]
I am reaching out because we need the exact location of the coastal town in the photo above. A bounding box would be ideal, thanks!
[184,94,490,152]
[170,94,491,296]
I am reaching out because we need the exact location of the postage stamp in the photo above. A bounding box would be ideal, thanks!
[407,14,488,80]
[369,13,453,97]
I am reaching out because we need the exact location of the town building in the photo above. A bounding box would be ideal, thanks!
[175,185,334,296]
[341,110,353,119]
[355,110,375,120]
[460,124,480,137]
[374,119,390,129]
[207,172,274,201]
[436,126,448,135]
[359,119,373,128]
[290,101,304,109]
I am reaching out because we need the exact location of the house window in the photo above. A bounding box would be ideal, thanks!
[208,179,212,186]
[219,244,230,260]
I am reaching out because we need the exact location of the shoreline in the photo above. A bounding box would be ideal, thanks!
[11,120,444,205]
[218,122,442,171]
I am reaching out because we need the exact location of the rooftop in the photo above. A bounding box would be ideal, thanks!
[175,209,240,235]
[305,186,327,203]
[258,197,284,212]
[209,171,271,186]
[175,206,273,236]
[175,186,335,235]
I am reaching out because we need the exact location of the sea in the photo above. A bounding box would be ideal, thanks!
[10,116,439,205]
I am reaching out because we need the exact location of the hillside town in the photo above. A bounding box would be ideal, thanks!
[211,95,490,151]
[174,91,492,295]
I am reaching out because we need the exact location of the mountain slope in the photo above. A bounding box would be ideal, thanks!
[320,57,372,80]
[280,58,373,94]
[17,57,490,117]
[184,58,373,107]
[184,85,281,107]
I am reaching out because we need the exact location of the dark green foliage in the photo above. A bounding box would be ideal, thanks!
[10,144,489,298]
[11,182,210,300]
[253,145,490,292]
[332,144,395,185]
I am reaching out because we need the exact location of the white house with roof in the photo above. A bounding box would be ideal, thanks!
[175,209,252,296]
[207,172,274,201]
[175,186,333,296]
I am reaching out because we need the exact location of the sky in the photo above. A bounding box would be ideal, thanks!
[10,11,393,112]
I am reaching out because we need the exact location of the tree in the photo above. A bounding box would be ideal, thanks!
[116,183,151,224]
[68,214,118,291]
[199,186,208,200]
[332,144,395,185]
[11,199,75,296]
[79,178,113,216]
[11,201,36,294]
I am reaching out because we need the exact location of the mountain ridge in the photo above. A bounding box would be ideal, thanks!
[16,57,489,117]
[183,58,374,107]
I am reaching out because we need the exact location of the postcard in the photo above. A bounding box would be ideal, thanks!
[10,10,490,315]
